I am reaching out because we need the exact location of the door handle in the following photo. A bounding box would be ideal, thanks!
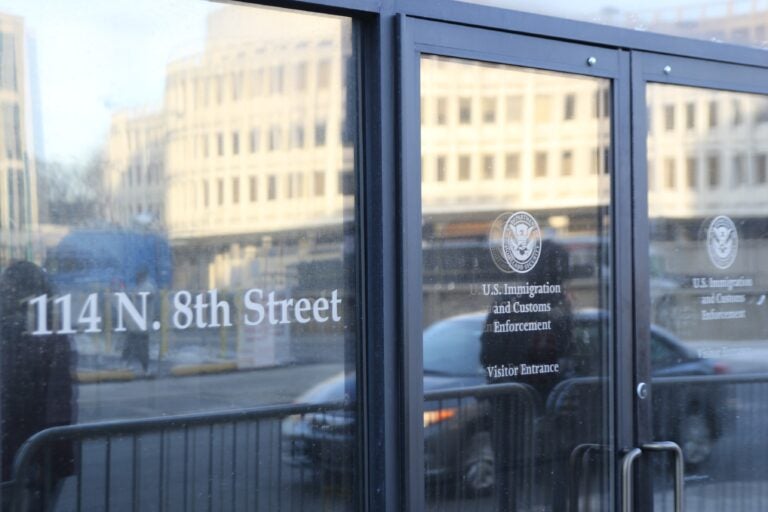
[643,441,684,512]
[569,443,605,512]
[620,448,642,512]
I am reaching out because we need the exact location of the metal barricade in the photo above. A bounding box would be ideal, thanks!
[5,400,351,512]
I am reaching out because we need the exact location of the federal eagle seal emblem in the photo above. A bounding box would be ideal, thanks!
[707,215,738,270]
[489,211,542,273]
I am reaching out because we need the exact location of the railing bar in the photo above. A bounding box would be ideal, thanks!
[439,398,445,503]
[218,423,225,512]
[105,438,111,512]
[8,385,545,512]
[182,427,190,510]
[457,399,464,504]
[254,422,260,512]
[132,434,139,512]
[299,415,305,511]
[245,422,251,511]
[207,424,214,512]
[276,421,282,512]
[76,440,83,512]
[159,429,165,512]
[231,422,237,512]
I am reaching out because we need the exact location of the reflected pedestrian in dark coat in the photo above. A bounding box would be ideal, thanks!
[121,268,155,374]
[480,238,573,512]
[0,261,77,511]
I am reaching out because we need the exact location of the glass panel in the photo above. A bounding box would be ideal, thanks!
[420,55,612,511]
[647,83,768,511]
[460,1,768,49]
[0,3,357,509]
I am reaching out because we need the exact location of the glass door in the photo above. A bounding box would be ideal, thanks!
[633,52,768,511]
[400,18,629,511]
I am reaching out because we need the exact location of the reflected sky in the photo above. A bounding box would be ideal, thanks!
[0,0,216,162]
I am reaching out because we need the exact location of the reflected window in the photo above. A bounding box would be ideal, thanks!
[317,59,331,89]
[436,97,447,124]
[757,154,768,184]
[561,150,573,176]
[733,154,746,187]
[482,96,496,123]
[686,157,698,189]
[270,65,284,94]
[313,170,325,195]
[709,100,719,128]
[708,155,721,188]
[664,104,675,131]
[482,154,494,179]
[269,125,281,150]
[249,175,257,201]
[534,151,548,177]
[459,97,472,124]
[564,93,576,120]
[458,154,471,180]
[733,99,743,126]
[249,128,259,153]
[664,158,676,189]
[686,102,696,130]
[436,155,447,181]
[505,153,519,179]
[315,121,326,146]
[295,61,308,91]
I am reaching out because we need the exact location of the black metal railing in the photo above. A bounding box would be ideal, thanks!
[4,382,544,512]
[423,382,540,512]
[652,374,768,512]
[11,373,767,511]
[5,400,351,512]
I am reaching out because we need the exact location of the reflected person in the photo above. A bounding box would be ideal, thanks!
[0,261,77,511]
[121,268,156,374]
[480,238,573,511]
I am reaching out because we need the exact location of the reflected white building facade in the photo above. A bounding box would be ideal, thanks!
[102,5,768,290]
[0,13,38,266]
[104,8,354,289]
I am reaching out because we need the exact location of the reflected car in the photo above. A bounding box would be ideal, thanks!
[282,310,729,494]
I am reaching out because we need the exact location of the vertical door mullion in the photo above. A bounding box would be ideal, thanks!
[629,50,655,512]
[360,4,405,512]
[614,48,643,512]
[398,13,426,512]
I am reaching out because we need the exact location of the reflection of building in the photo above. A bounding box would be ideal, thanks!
[648,85,768,218]
[163,8,353,240]
[0,13,38,266]
[626,0,768,46]
[104,8,354,289]
[102,5,768,290]
[420,58,612,219]
[104,109,165,226]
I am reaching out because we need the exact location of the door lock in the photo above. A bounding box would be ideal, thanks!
[636,382,648,400]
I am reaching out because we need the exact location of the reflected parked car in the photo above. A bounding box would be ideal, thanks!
[282,309,730,494]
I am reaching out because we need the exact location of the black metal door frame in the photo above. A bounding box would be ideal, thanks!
[214,2,768,511]
[630,51,768,511]
[398,15,632,512]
